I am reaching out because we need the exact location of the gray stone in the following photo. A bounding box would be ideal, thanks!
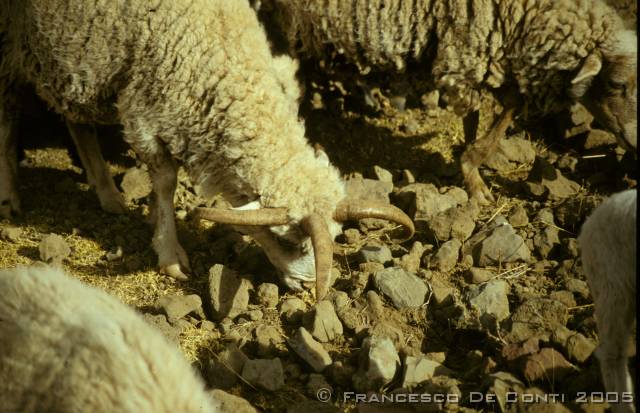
[509,205,529,228]
[398,241,424,273]
[430,279,455,307]
[208,264,252,320]
[525,157,580,200]
[549,290,577,308]
[562,238,579,258]
[207,343,249,390]
[208,389,258,413]
[373,165,394,183]
[38,233,71,264]
[353,336,400,392]
[121,166,152,201]
[402,356,455,388]
[345,177,394,203]
[0,226,21,242]
[522,348,575,382]
[157,294,203,323]
[427,205,477,242]
[366,290,385,319]
[256,283,279,308]
[433,239,461,272]
[507,298,569,343]
[565,278,590,300]
[584,129,617,149]
[357,244,393,265]
[477,224,531,266]
[467,279,510,329]
[395,183,459,222]
[241,358,285,391]
[142,313,181,343]
[373,267,429,309]
[279,297,307,324]
[465,267,494,284]
[485,372,526,413]
[485,136,537,172]
[288,327,332,372]
[306,373,333,397]
[552,326,597,363]
[343,228,361,244]
[255,324,284,356]
[304,300,343,343]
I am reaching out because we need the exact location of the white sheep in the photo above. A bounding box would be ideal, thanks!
[0,0,413,298]
[578,189,637,413]
[0,264,218,412]
[264,0,637,204]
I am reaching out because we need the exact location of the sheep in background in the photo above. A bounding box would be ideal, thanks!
[578,189,637,413]
[0,0,413,298]
[0,264,218,412]
[264,0,637,204]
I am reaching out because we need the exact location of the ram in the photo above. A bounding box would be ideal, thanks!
[265,0,637,204]
[0,264,221,412]
[0,0,413,298]
[578,189,637,413]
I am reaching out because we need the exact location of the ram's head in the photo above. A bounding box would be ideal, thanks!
[192,199,414,300]
[571,29,637,151]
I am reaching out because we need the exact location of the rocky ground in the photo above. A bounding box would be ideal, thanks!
[0,58,637,412]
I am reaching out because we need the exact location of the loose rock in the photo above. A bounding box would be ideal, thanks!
[288,327,333,372]
[255,324,284,356]
[346,177,394,203]
[157,294,203,323]
[509,205,529,228]
[207,343,249,390]
[353,336,400,392]
[142,313,181,343]
[507,298,569,343]
[467,279,510,329]
[121,166,152,201]
[465,267,494,284]
[208,264,252,320]
[0,226,22,242]
[432,239,461,272]
[38,233,71,264]
[485,135,536,172]
[373,267,429,309]
[525,157,580,200]
[280,297,307,324]
[208,389,259,413]
[521,348,575,382]
[357,243,393,265]
[242,358,285,391]
[476,224,531,266]
[402,356,454,388]
[552,326,597,363]
[304,300,344,343]
[256,283,279,308]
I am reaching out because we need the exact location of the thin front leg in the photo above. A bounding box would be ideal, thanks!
[135,144,189,280]
[462,110,480,145]
[460,107,515,205]
[65,120,126,214]
[0,95,21,219]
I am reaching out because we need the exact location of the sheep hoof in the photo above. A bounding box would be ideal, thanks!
[0,197,22,220]
[161,263,189,280]
[470,186,495,206]
[97,192,127,215]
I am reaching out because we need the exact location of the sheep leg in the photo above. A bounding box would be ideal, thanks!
[460,107,515,205]
[134,145,189,280]
[593,292,636,413]
[462,110,480,144]
[0,99,21,219]
[65,120,126,214]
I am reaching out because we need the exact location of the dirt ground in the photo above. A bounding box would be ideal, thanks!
[0,55,637,413]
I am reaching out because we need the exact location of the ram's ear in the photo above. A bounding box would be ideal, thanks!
[570,53,602,98]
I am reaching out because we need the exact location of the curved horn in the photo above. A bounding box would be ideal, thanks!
[300,213,333,301]
[334,199,415,240]
[192,207,290,226]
